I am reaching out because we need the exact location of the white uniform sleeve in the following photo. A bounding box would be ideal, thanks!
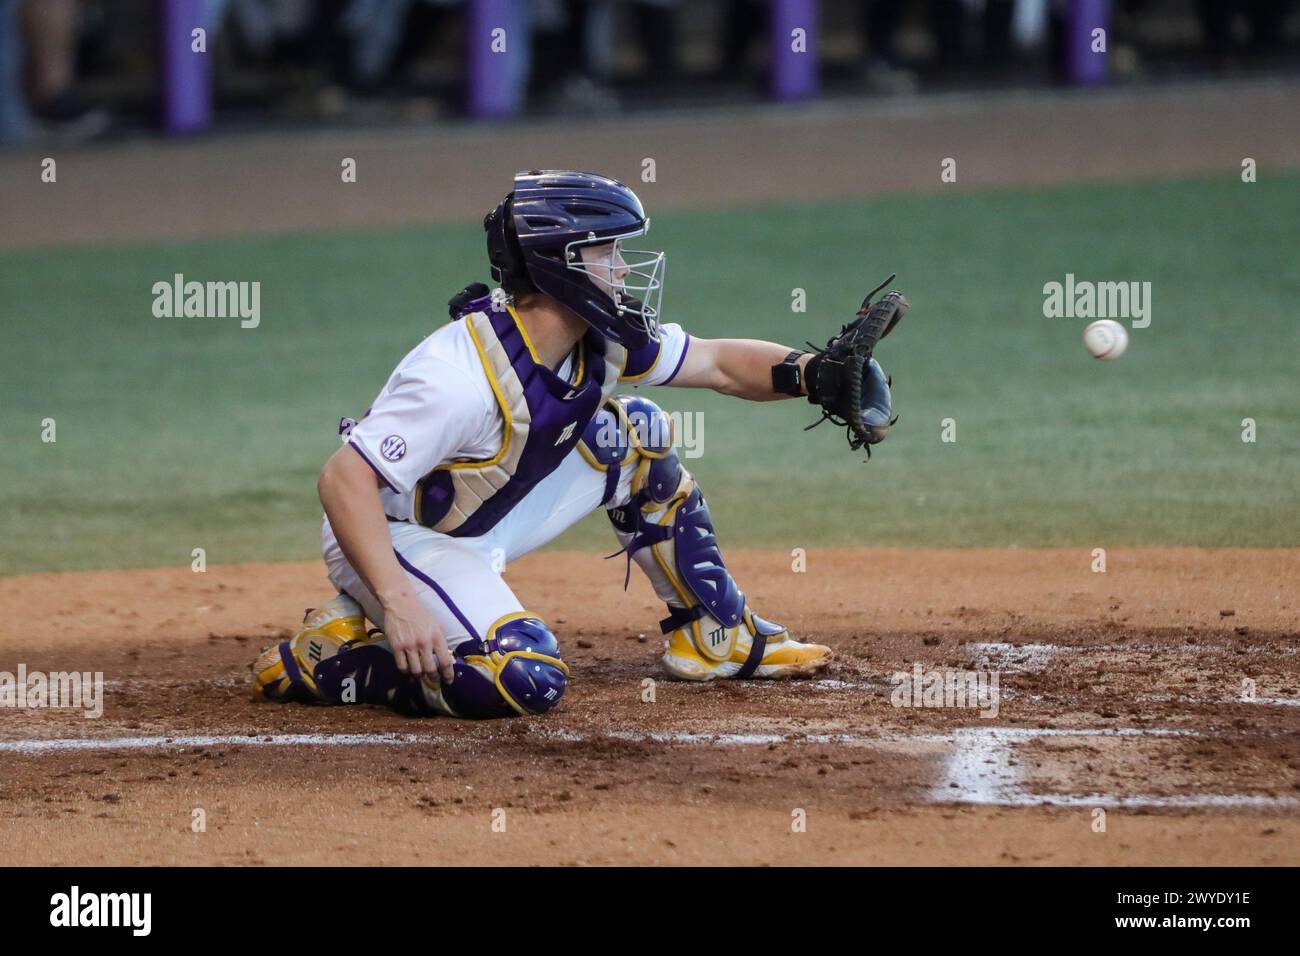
[619,321,691,387]
[346,359,488,495]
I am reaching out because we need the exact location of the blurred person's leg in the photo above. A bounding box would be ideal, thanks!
[982,0,1015,65]
[1246,0,1285,54]
[862,0,904,65]
[580,0,615,80]
[277,0,349,67]
[721,0,764,78]
[503,0,533,114]
[531,0,617,111]
[860,0,915,92]
[22,0,77,107]
[391,1,452,81]
[1191,0,1221,56]
[20,0,108,137]
[632,0,679,81]
[570,0,617,107]
[340,0,415,92]
[1012,0,1050,49]
[220,0,274,57]
[932,0,968,70]
[555,0,585,69]
[1198,0,1232,59]
[0,0,29,143]
[526,0,571,98]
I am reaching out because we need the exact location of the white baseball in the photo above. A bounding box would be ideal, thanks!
[1083,319,1129,360]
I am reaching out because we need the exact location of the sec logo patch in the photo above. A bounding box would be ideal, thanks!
[380,435,407,462]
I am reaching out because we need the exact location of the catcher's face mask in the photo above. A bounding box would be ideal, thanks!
[569,227,666,344]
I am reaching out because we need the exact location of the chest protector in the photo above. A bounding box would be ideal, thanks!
[414,302,626,537]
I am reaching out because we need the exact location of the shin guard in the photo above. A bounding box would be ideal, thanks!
[589,396,825,680]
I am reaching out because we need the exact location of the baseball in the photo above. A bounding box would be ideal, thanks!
[1083,319,1129,360]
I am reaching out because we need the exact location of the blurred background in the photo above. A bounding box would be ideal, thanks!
[1,1,1298,575]
[2,0,1300,144]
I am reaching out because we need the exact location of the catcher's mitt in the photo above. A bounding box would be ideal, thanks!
[798,274,908,455]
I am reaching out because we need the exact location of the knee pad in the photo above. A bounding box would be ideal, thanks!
[435,614,569,718]
[260,598,568,719]
[579,395,682,507]
[309,613,568,719]
[587,395,695,573]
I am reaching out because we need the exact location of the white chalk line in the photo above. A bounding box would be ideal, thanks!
[929,726,1300,809]
[0,726,1173,754]
[3,726,1296,811]
[0,732,426,753]
[0,729,879,753]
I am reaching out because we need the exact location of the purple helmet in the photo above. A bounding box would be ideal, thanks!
[484,170,666,350]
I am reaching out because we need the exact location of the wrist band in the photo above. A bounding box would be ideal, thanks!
[771,350,807,397]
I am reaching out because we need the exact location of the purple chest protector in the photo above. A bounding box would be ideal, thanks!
[415,298,621,537]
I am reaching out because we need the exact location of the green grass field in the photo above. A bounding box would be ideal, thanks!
[2,172,1298,574]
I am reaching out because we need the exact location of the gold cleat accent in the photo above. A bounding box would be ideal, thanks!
[661,608,831,681]
[252,594,368,703]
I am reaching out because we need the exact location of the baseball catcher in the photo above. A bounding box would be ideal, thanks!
[252,170,906,719]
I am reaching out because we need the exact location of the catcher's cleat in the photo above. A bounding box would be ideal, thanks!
[252,594,368,703]
[661,606,831,681]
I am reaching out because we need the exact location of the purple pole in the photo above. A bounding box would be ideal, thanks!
[770,0,818,101]
[467,0,518,119]
[1067,0,1110,86]
[160,0,211,133]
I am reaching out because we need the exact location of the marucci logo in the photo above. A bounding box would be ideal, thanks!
[49,886,151,936]
[554,422,577,446]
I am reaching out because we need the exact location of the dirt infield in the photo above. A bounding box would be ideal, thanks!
[2,548,1297,866]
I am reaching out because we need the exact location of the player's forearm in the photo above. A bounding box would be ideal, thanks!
[709,338,813,401]
[317,447,412,607]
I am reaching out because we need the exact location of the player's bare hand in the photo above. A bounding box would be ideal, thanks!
[381,591,455,684]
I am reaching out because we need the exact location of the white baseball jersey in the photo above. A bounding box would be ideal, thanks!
[345,304,690,529]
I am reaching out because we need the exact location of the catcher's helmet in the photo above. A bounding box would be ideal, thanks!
[484,170,665,349]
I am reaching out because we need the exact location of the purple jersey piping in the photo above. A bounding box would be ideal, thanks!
[393,548,481,642]
[663,334,691,385]
[347,440,397,491]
